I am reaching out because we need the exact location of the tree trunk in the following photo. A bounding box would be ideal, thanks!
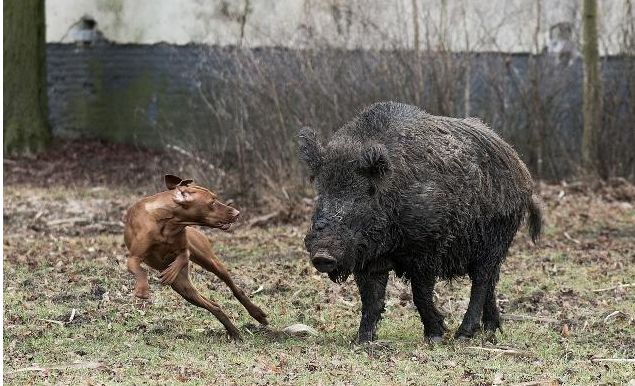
[3,0,50,155]
[582,0,601,175]
[411,0,420,52]
[411,0,423,108]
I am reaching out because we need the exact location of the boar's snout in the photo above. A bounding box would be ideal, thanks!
[311,249,337,273]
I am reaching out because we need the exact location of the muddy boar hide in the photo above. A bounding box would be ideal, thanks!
[299,102,542,343]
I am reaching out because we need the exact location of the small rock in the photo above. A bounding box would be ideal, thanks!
[282,323,318,337]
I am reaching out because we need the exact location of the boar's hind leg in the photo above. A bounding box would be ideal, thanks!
[354,271,389,343]
[455,268,494,340]
[482,268,501,333]
[411,275,447,342]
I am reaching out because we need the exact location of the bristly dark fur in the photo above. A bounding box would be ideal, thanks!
[299,102,543,342]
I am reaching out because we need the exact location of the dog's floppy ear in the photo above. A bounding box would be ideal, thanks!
[165,174,183,190]
[173,186,194,205]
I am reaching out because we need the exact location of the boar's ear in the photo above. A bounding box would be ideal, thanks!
[298,126,323,177]
[165,174,183,190]
[357,145,391,182]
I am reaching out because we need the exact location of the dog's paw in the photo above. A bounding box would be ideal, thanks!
[227,330,243,342]
[250,308,269,325]
[134,283,150,299]
[134,288,150,299]
[133,296,152,310]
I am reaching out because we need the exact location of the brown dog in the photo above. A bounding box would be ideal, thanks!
[123,174,268,339]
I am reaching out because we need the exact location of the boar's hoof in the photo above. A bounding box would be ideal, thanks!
[484,330,498,344]
[455,321,481,340]
[426,335,444,344]
[357,332,377,343]
[454,328,478,340]
[483,319,502,333]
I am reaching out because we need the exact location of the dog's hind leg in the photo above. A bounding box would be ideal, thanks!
[191,250,269,325]
[171,266,242,340]
[186,230,268,325]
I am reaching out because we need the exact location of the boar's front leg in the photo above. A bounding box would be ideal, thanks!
[354,270,389,343]
[411,274,447,342]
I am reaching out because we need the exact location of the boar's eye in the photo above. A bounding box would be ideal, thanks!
[358,144,391,181]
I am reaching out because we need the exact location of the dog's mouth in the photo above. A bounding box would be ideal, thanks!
[217,223,232,231]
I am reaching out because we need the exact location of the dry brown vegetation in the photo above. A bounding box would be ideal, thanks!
[3,141,634,384]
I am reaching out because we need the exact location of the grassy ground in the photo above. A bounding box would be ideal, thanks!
[3,167,635,384]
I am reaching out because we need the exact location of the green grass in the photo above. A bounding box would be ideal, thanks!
[3,185,635,385]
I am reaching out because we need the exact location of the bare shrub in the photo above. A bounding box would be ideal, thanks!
[154,44,632,215]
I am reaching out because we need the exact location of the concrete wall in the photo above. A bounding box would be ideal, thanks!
[46,0,634,54]
[46,42,634,180]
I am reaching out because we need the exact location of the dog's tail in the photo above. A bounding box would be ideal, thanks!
[527,194,543,244]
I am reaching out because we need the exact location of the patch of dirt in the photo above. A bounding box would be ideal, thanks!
[3,139,314,222]
[3,188,129,237]
[3,173,635,384]
[4,139,173,190]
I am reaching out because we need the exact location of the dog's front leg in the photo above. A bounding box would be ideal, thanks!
[158,249,190,285]
[127,256,150,299]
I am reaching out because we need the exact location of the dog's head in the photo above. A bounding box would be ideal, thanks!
[165,174,239,230]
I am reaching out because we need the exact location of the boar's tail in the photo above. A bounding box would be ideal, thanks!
[527,194,543,244]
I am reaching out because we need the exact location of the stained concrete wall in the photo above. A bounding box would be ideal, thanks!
[46,42,634,179]
[46,0,634,54]
[43,1,634,179]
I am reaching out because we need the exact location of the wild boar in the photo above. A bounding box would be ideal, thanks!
[299,102,542,342]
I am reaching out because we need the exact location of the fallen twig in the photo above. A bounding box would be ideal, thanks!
[5,361,103,375]
[251,285,264,295]
[37,318,65,326]
[248,211,281,228]
[465,346,535,357]
[510,380,560,386]
[46,217,90,226]
[590,358,635,364]
[603,310,628,324]
[501,314,560,323]
[166,144,226,177]
[563,232,580,244]
[592,283,634,292]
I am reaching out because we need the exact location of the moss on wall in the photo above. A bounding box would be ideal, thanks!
[64,62,177,146]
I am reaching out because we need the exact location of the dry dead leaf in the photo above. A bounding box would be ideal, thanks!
[560,323,570,337]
